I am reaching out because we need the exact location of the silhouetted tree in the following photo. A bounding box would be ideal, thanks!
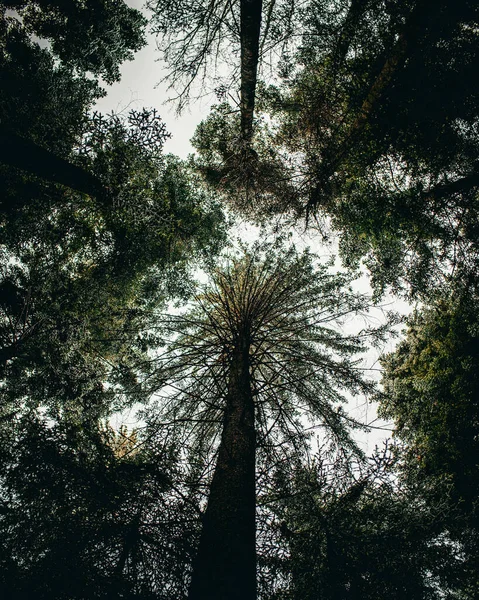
[150,242,391,599]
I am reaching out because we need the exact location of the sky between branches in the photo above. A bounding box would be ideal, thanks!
[96,0,412,453]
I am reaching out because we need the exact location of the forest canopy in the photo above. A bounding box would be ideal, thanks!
[1,1,478,599]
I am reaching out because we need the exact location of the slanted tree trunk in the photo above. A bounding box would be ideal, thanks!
[188,334,257,600]
[308,0,432,211]
[240,0,263,143]
[0,125,107,198]
[332,0,370,71]
[426,169,479,201]
[349,0,430,133]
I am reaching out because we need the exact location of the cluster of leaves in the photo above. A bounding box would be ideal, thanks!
[0,2,228,417]
[281,0,479,297]
[3,0,146,83]
[257,444,465,600]
[187,0,479,298]
[0,4,227,598]
[191,104,302,221]
[0,414,202,599]
[378,285,479,594]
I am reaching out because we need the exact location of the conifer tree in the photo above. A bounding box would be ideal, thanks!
[151,242,389,599]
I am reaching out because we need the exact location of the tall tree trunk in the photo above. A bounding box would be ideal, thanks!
[0,126,107,198]
[308,0,431,211]
[240,0,263,143]
[332,0,370,71]
[188,335,257,600]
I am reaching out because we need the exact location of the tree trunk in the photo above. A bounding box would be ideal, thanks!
[0,126,107,198]
[332,0,370,71]
[426,169,479,201]
[308,0,431,211]
[240,0,263,143]
[188,336,257,600]
[350,0,430,133]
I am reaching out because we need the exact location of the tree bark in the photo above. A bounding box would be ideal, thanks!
[240,0,263,143]
[188,335,257,600]
[332,0,370,71]
[0,125,107,198]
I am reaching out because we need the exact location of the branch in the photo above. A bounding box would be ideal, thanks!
[0,125,108,198]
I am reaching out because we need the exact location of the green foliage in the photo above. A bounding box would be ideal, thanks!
[379,286,479,595]
[188,0,479,297]
[0,21,228,421]
[77,110,228,281]
[0,414,198,599]
[3,0,146,83]
[379,290,479,508]
[0,104,227,417]
[0,5,227,596]
[277,0,479,297]
[0,13,103,154]
[191,103,301,221]
[148,241,392,473]
[4,1,479,597]
[261,447,464,600]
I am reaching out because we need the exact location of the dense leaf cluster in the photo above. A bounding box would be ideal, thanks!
[0,4,225,597]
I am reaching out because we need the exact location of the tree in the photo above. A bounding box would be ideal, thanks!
[1,4,145,194]
[378,284,479,595]
[3,0,146,83]
[261,445,464,600]
[190,103,300,218]
[189,0,479,297]
[149,242,390,599]
[0,3,229,598]
[148,0,300,142]
[273,0,479,297]
[0,140,227,434]
[1,14,227,385]
[0,142,226,593]
[0,412,202,599]
[0,133,226,598]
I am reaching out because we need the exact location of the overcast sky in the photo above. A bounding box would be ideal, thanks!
[94,0,213,159]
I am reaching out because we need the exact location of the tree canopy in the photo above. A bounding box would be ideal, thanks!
[0,6,226,596]
[378,285,479,595]
[2,0,479,598]
[145,241,392,599]
[190,0,479,297]
[3,0,146,83]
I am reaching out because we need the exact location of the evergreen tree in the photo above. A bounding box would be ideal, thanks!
[150,241,391,599]
[191,0,479,298]
[3,0,146,83]
[148,0,301,144]
[261,445,463,600]
[378,283,479,595]
[0,413,202,599]
[0,5,227,596]
[1,3,147,194]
